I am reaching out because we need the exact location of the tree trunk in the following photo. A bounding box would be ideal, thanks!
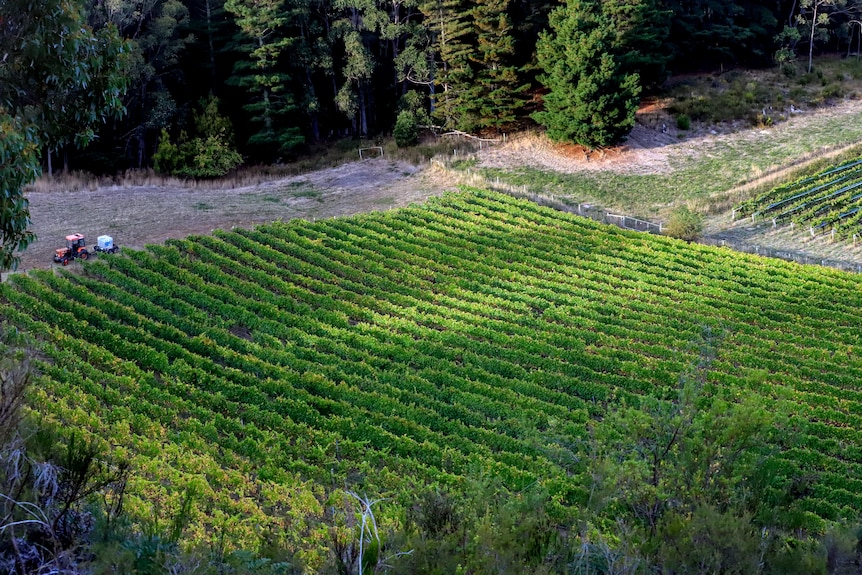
[259,36,274,133]
[359,88,368,136]
[137,128,146,168]
[263,88,274,132]
[306,68,321,142]
[138,82,147,168]
[808,1,818,73]
[205,0,218,88]
[429,53,436,114]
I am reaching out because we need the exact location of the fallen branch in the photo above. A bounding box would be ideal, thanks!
[418,126,504,143]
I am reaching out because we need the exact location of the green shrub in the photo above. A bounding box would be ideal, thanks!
[657,506,762,575]
[663,206,703,241]
[754,113,774,128]
[393,111,419,148]
[152,97,243,178]
[822,83,843,99]
[174,136,243,179]
[152,129,190,175]
[676,114,691,130]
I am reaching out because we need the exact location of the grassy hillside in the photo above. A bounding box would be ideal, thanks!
[3,189,862,566]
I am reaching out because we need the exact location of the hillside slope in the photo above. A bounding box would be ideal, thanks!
[3,189,862,565]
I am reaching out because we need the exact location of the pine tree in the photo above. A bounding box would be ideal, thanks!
[185,0,233,94]
[664,0,759,69]
[423,0,475,129]
[461,0,526,132]
[225,0,304,158]
[533,0,640,148]
[602,0,671,88]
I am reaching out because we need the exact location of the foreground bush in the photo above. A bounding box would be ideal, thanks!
[663,206,704,241]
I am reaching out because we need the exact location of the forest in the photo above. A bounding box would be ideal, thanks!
[6,0,862,177]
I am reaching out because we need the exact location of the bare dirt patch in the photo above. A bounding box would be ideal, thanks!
[16,158,462,273]
[479,99,862,177]
[11,99,862,277]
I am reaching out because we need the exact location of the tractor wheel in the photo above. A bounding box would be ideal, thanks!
[80,251,89,260]
[62,258,69,266]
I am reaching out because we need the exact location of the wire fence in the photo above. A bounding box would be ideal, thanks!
[495,187,664,234]
[496,185,862,274]
[701,237,862,273]
[606,213,663,234]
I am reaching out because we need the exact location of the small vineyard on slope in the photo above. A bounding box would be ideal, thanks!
[734,157,862,239]
[3,188,862,562]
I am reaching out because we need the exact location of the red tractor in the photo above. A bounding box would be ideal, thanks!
[53,233,90,265]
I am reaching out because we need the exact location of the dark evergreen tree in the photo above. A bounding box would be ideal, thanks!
[533,0,641,148]
[461,0,527,132]
[184,0,235,96]
[225,0,304,158]
[664,0,761,69]
[603,0,671,88]
[423,0,475,129]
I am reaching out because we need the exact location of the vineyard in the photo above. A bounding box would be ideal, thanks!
[734,156,862,239]
[3,188,862,564]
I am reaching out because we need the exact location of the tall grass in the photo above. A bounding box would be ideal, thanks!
[26,133,480,193]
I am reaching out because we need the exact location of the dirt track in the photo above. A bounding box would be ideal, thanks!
[17,159,461,273]
[12,100,862,275]
[479,98,862,177]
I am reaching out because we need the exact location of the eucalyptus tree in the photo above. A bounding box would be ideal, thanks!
[0,0,127,270]
[88,0,194,168]
[797,0,862,71]
[329,0,427,136]
[330,1,377,137]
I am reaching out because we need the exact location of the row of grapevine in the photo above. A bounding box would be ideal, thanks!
[734,158,862,217]
[733,155,862,240]
[4,189,862,548]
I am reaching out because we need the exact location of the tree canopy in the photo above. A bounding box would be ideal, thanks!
[6,0,858,175]
[533,0,641,148]
[0,0,128,270]
[5,0,862,262]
